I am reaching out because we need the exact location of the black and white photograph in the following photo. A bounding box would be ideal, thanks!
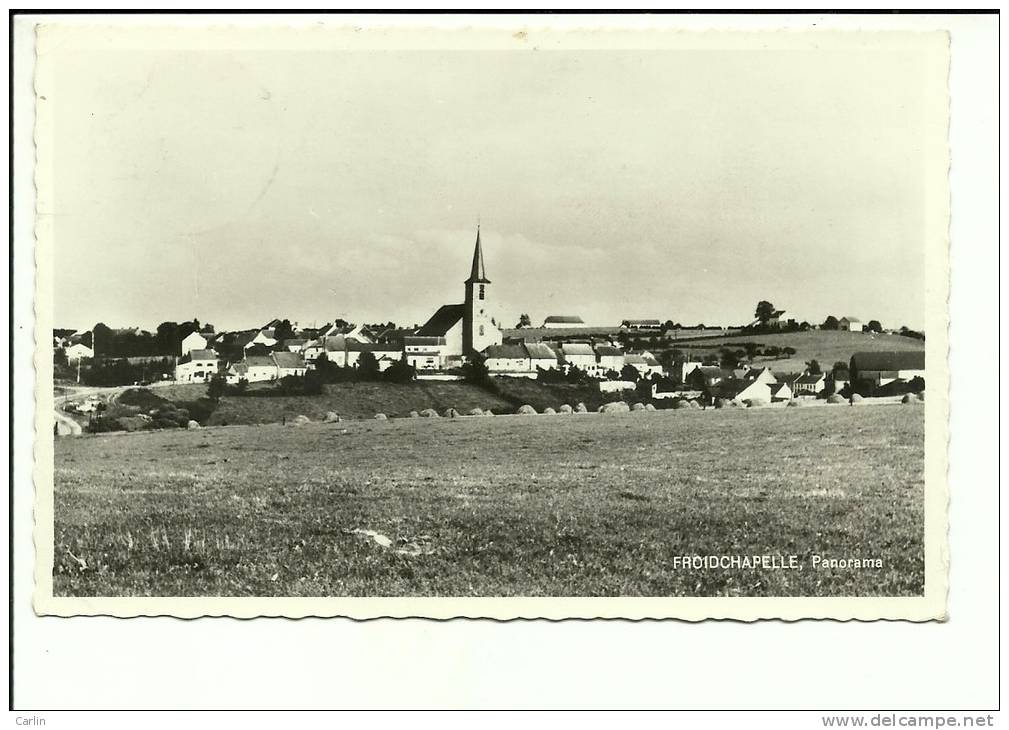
[31,22,950,620]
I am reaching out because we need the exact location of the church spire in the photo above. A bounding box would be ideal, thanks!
[466,225,490,284]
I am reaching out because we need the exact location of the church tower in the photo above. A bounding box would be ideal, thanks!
[462,226,502,356]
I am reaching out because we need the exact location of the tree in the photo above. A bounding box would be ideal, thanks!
[805,359,822,375]
[743,342,762,360]
[764,345,781,359]
[383,354,416,384]
[274,319,295,342]
[867,319,883,333]
[782,346,797,358]
[156,321,181,356]
[356,351,381,381]
[754,301,776,324]
[515,313,532,329]
[822,315,839,331]
[832,361,847,373]
[206,373,227,401]
[620,364,640,382]
[92,322,112,357]
[662,319,676,332]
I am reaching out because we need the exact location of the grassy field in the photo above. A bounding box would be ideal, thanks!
[53,404,924,597]
[666,329,925,373]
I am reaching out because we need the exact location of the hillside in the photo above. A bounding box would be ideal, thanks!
[666,330,925,374]
[197,382,514,425]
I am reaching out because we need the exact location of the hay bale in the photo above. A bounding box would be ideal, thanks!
[186,420,201,430]
[786,399,802,407]
[672,399,691,410]
[516,404,538,415]
[558,404,573,414]
[630,402,646,411]
[374,413,388,420]
[916,391,925,402]
[323,411,341,423]
[574,402,588,413]
[599,401,630,414]
[408,410,421,418]
[850,393,864,405]
[901,393,918,404]
[292,414,311,425]
[744,399,767,408]
[443,408,460,418]
[827,394,846,404]
[644,403,656,411]
[420,408,440,418]
[542,406,557,415]
[688,400,701,409]
[467,407,484,416]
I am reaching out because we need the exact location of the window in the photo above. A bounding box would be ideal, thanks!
[479,325,484,336]
[479,285,485,300]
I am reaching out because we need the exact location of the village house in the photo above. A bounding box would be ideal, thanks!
[484,344,532,374]
[404,336,449,371]
[226,356,277,384]
[838,316,862,332]
[525,343,560,372]
[246,328,278,350]
[792,372,827,396]
[688,366,729,389]
[849,351,926,387]
[65,340,94,362]
[558,342,597,372]
[272,351,308,378]
[710,378,772,405]
[181,330,208,356]
[175,349,220,383]
[594,345,625,374]
[744,366,778,385]
[542,315,585,329]
[768,382,793,402]
[284,338,308,353]
[674,360,702,384]
[624,352,663,378]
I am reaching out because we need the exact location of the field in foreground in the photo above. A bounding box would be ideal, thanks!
[54,406,924,597]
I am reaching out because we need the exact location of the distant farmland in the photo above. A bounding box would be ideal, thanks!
[664,330,926,373]
[54,405,924,598]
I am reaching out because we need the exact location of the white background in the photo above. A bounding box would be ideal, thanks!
[8,10,1000,713]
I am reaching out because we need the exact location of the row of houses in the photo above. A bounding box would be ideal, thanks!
[482,342,662,379]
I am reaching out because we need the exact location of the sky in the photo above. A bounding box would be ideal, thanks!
[47,30,944,333]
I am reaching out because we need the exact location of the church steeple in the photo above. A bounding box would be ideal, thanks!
[465,226,491,284]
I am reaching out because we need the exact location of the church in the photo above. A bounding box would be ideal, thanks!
[414,227,503,366]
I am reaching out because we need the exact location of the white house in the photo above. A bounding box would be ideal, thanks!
[181,330,208,356]
[594,345,625,375]
[484,344,531,374]
[558,342,597,372]
[404,336,449,371]
[226,356,278,384]
[768,382,793,402]
[525,343,560,371]
[838,316,862,332]
[624,352,663,378]
[175,349,219,383]
[244,329,278,350]
[272,351,307,378]
[792,373,827,395]
[65,343,94,361]
[712,378,773,405]
[744,367,778,385]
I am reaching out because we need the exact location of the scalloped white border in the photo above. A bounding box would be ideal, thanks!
[30,23,950,621]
